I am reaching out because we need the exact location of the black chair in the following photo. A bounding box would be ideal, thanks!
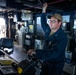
[1,38,14,54]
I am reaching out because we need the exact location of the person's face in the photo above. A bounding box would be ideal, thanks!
[49,17,62,31]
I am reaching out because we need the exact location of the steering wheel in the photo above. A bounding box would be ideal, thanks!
[28,55,43,69]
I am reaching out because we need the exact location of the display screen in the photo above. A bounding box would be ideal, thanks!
[35,39,43,49]
[62,22,66,30]
[62,22,71,31]
[28,20,34,33]
[73,19,76,29]
[62,15,70,22]
[36,16,44,37]
[25,35,31,46]
[21,12,33,20]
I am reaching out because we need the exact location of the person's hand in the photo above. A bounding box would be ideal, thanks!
[27,49,36,56]
[42,3,48,13]
[43,3,48,9]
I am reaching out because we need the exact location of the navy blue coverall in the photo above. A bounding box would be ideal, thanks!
[35,13,68,75]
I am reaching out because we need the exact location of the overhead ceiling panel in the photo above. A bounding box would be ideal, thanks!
[15,0,76,12]
[0,0,6,7]
[0,0,76,13]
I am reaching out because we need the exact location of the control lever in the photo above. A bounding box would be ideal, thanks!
[28,55,43,69]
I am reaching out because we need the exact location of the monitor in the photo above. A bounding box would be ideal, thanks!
[62,15,70,22]
[62,22,71,32]
[21,12,33,20]
[35,39,43,49]
[28,20,34,33]
[35,16,44,37]
[73,19,76,29]
[25,34,34,50]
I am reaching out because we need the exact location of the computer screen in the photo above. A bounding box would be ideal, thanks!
[73,19,76,29]
[21,12,33,20]
[62,15,70,22]
[35,39,43,49]
[62,22,71,32]
[35,16,44,37]
[28,20,34,33]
